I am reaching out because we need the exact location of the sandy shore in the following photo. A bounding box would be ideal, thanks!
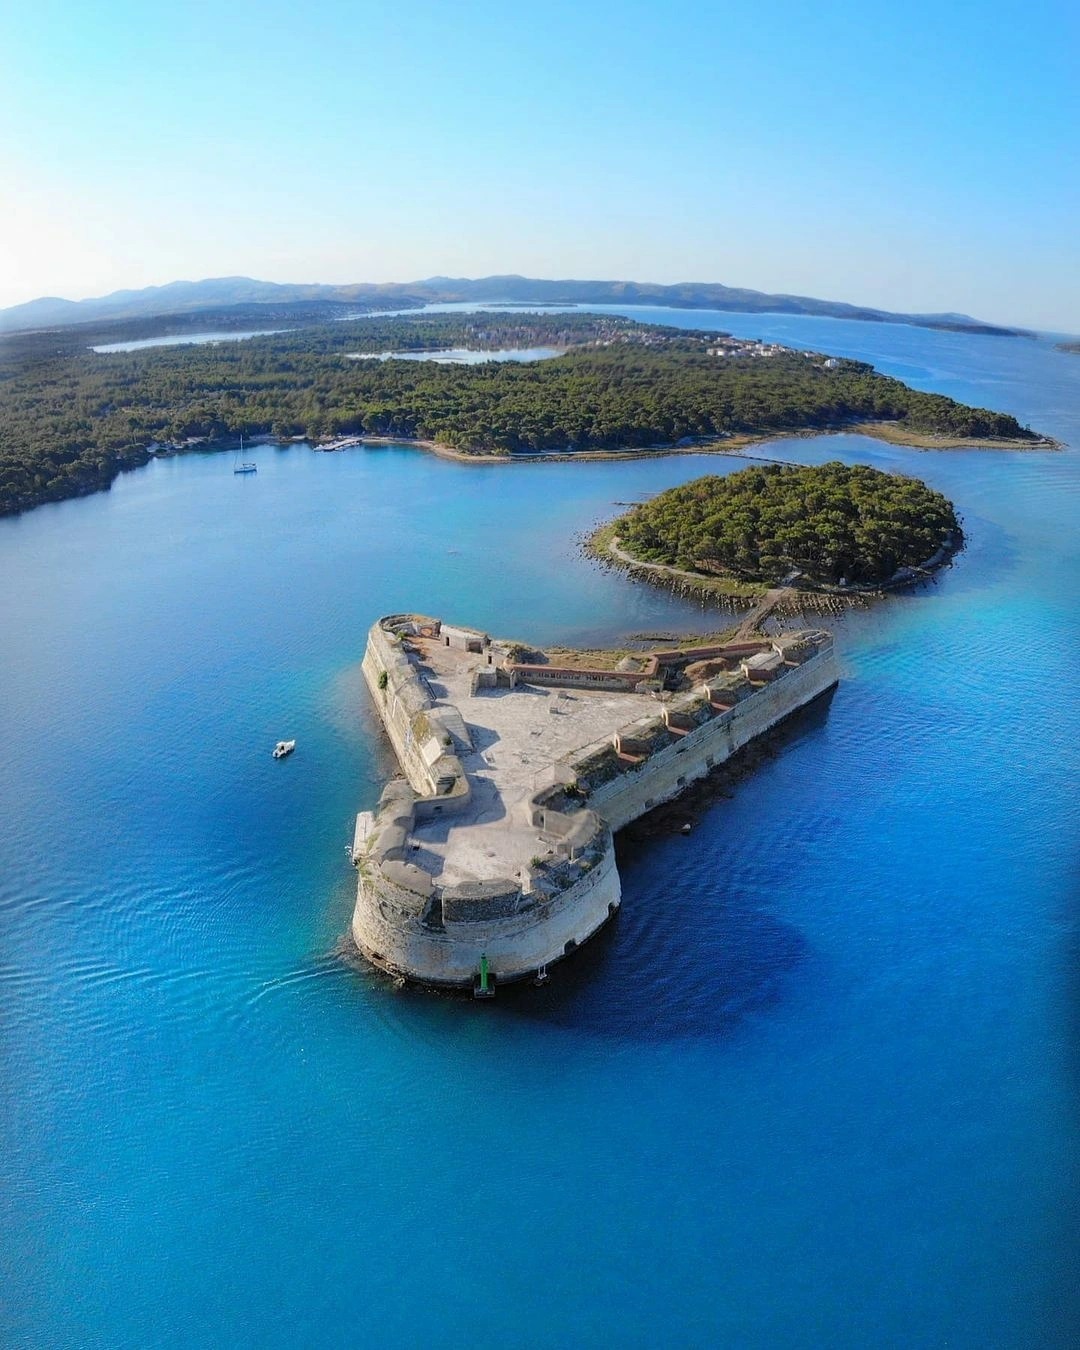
[852,421,1061,452]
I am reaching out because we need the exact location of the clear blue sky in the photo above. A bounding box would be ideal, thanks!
[1,0,1077,329]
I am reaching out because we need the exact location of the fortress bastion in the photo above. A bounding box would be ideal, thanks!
[351,614,839,992]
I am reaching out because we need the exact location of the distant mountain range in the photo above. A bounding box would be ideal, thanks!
[0,273,1027,337]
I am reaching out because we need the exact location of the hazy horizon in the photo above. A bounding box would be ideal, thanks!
[0,268,1056,333]
[1,0,1077,330]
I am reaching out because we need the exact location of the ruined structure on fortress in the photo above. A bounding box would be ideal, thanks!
[351,614,840,992]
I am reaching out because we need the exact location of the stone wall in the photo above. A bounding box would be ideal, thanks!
[361,619,469,806]
[352,820,621,986]
[504,639,776,693]
[586,642,840,831]
[506,663,650,692]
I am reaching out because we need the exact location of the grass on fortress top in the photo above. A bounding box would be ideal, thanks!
[612,461,959,588]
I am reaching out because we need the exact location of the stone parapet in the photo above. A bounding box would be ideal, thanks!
[584,639,839,831]
[361,617,470,806]
[353,807,620,986]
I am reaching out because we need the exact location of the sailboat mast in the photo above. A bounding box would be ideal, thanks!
[233,428,257,473]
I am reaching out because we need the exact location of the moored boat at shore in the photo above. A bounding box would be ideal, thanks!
[233,433,257,474]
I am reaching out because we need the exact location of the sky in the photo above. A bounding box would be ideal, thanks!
[0,0,1077,330]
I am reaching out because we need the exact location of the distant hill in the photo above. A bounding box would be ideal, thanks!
[0,278,429,333]
[0,273,1027,337]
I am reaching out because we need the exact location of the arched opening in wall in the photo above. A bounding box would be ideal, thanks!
[563,939,577,956]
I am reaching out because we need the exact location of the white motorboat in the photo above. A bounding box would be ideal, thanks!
[272,740,296,760]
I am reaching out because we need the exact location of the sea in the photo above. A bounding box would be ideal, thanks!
[2,308,1078,1348]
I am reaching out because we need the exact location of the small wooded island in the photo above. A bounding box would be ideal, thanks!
[595,463,961,598]
[0,311,1047,515]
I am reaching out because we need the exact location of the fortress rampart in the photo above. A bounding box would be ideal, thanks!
[572,643,839,831]
[351,614,839,990]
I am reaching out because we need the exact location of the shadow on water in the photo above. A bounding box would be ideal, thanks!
[494,890,810,1043]
[346,692,834,1044]
[336,890,809,1046]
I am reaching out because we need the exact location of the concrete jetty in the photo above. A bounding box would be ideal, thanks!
[351,614,840,990]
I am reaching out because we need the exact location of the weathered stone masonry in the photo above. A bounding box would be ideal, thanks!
[351,615,839,989]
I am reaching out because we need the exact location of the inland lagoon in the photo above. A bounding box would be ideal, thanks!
[2,312,1078,1346]
[344,344,565,363]
[91,328,286,353]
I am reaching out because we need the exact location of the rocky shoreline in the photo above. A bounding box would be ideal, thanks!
[587,521,964,612]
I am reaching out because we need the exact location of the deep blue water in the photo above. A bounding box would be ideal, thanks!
[2,313,1079,1348]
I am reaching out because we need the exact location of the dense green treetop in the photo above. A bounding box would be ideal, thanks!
[615,462,960,586]
[0,311,1036,516]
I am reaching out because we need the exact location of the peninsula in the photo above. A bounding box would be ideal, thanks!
[0,312,1045,517]
[351,614,839,990]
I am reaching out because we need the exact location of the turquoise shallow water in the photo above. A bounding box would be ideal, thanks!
[2,314,1079,1348]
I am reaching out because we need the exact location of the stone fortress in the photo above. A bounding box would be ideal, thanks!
[351,614,840,992]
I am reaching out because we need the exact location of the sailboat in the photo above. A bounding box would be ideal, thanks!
[233,433,257,474]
